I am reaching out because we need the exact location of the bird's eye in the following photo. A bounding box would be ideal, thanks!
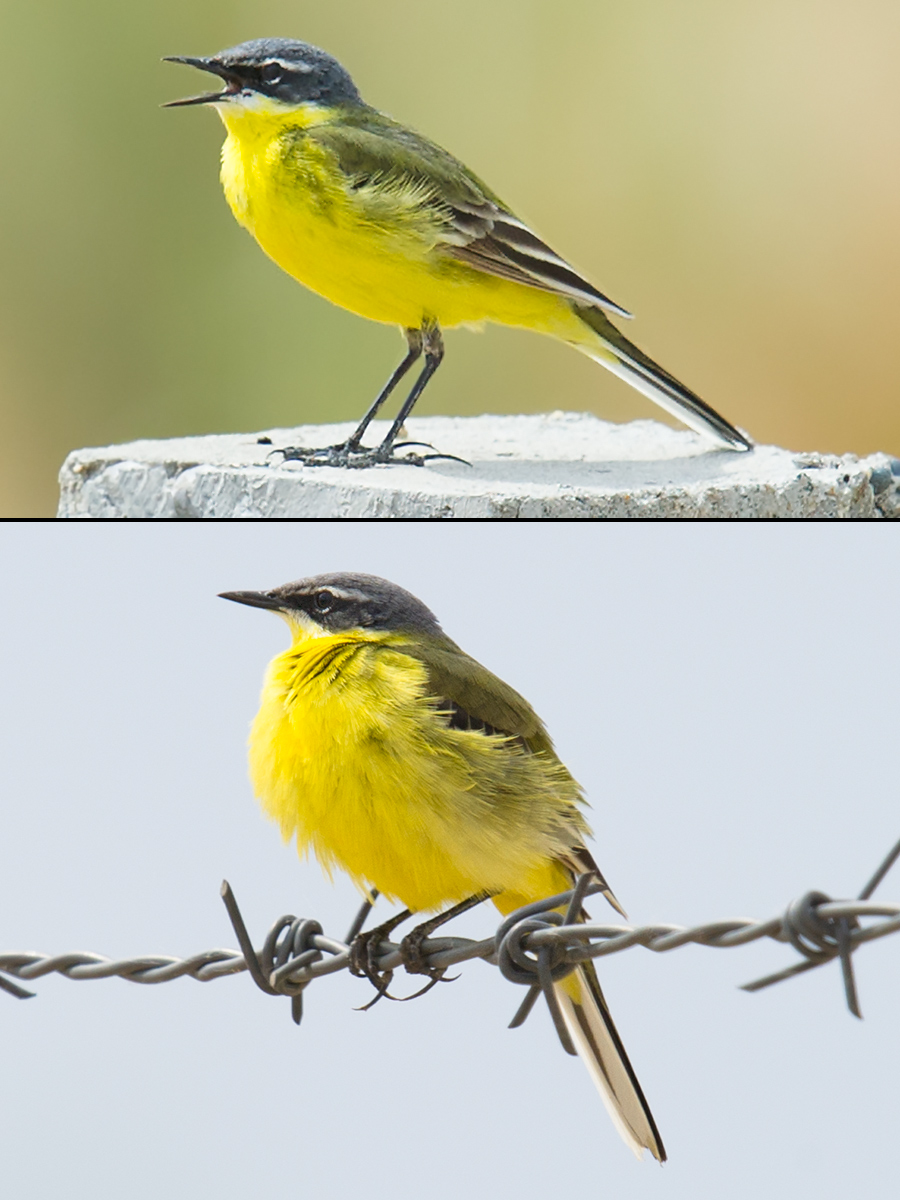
[261,62,283,84]
[315,590,335,612]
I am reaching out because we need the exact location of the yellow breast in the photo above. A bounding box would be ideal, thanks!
[247,630,579,913]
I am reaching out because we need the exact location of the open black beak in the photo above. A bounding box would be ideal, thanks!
[219,591,285,611]
[162,56,240,108]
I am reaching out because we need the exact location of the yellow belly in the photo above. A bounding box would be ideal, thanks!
[218,112,582,337]
[247,633,580,914]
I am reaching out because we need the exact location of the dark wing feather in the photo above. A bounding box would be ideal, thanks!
[307,112,631,318]
[397,636,555,756]
[445,209,633,318]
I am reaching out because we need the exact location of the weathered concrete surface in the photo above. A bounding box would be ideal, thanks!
[57,413,900,519]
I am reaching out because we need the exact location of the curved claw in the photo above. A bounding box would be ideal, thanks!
[394,973,460,1002]
[392,442,471,467]
[420,452,472,467]
[353,972,458,1009]
[268,446,310,463]
[353,973,400,1012]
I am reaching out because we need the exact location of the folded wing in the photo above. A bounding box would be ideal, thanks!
[309,113,631,317]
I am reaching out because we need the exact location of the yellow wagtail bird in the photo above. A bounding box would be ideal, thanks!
[165,38,752,468]
[221,573,665,1162]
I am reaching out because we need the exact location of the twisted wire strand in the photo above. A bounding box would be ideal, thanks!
[2,896,897,999]
[6,837,897,1031]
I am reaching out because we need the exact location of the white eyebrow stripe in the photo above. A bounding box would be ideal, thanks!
[310,587,367,602]
[263,58,314,73]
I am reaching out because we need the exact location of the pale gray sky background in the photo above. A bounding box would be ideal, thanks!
[1,524,897,1200]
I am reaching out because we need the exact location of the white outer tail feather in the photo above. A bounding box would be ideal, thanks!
[555,967,665,1163]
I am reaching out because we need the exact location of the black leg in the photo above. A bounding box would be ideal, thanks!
[376,322,445,456]
[399,892,494,980]
[272,321,469,469]
[345,330,424,450]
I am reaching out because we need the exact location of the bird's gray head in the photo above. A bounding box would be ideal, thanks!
[220,573,442,637]
[163,38,363,111]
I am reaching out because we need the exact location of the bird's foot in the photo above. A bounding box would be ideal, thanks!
[395,894,492,998]
[270,440,470,470]
[394,923,460,1000]
[348,910,411,1010]
[348,910,459,1009]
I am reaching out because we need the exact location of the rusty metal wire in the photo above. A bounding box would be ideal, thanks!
[3,837,898,1027]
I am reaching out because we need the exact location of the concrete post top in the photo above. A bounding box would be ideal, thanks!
[58,412,900,519]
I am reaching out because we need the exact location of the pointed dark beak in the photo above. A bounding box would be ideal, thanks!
[219,591,285,612]
[162,56,240,108]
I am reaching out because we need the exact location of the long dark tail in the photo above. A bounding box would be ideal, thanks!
[555,959,666,1162]
[574,303,752,452]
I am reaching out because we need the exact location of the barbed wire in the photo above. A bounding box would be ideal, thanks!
[2,836,898,1040]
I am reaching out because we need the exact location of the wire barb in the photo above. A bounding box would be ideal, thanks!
[741,836,900,1015]
[859,836,900,901]
[220,880,333,1024]
[0,974,35,1000]
[344,891,380,945]
[220,879,277,996]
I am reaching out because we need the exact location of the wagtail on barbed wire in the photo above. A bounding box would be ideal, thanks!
[220,573,665,1162]
[164,38,752,469]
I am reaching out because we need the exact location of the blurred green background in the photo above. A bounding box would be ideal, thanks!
[1,0,898,515]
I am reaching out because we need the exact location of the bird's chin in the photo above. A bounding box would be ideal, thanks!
[215,91,306,121]
[285,611,332,642]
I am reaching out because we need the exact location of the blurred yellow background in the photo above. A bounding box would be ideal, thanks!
[1,0,898,515]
